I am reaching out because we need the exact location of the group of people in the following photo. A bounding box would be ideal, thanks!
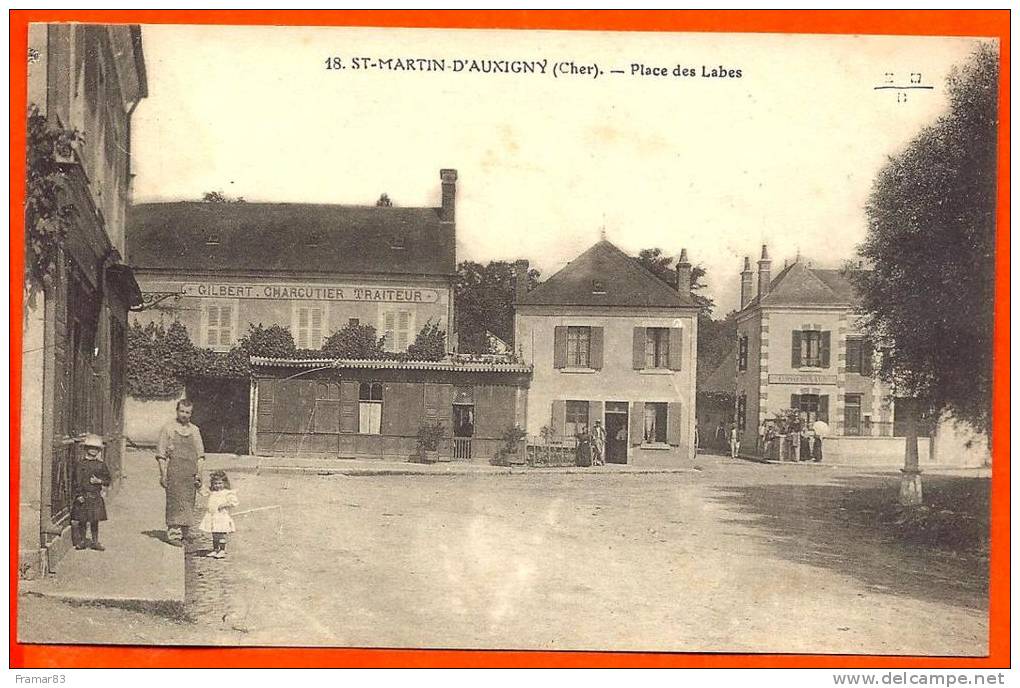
[69,399,239,559]
[710,415,827,462]
[758,416,828,462]
[575,420,608,467]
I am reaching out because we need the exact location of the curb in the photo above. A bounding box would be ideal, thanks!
[20,590,186,619]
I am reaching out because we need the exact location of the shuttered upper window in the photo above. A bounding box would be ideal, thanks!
[791,330,830,368]
[381,309,414,352]
[293,304,327,349]
[645,328,670,369]
[566,327,592,368]
[203,302,237,350]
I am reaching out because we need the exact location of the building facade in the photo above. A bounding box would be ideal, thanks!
[127,170,460,452]
[249,357,530,462]
[733,245,985,466]
[21,24,147,577]
[514,241,700,465]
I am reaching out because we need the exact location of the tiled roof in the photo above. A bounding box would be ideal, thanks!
[127,202,456,276]
[249,356,532,373]
[745,261,860,310]
[517,240,698,308]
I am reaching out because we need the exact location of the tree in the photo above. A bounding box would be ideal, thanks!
[852,45,998,501]
[202,191,245,203]
[236,323,296,358]
[321,321,386,359]
[697,309,738,385]
[376,193,393,207]
[635,247,715,316]
[406,320,446,361]
[455,260,540,353]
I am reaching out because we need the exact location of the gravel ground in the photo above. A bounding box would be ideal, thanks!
[184,460,987,654]
[19,459,989,655]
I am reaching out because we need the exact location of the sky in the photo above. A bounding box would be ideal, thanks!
[130,25,990,315]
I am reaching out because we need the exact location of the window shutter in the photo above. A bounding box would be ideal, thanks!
[666,401,683,445]
[553,326,567,368]
[219,305,232,346]
[668,327,683,370]
[588,400,604,429]
[590,327,604,369]
[819,395,829,422]
[629,402,644,445]
[862,339,874,376]
[790,394,800,412]
[339,380,359,433]
[791,330,802,368]
[550,400,566,437]
[821,331,831,368]
[632,327,646,369]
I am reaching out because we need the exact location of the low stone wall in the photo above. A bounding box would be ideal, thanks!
[125,395,183,447]
[823,436,932,467]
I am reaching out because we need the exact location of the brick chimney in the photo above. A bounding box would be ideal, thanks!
[740,256,753,309]
[514,259,530,304]
[757,243,772,300]
[675,248,692,296]
[440,169,457,223]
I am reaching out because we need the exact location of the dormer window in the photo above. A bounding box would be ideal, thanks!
[205,234,221,246]
[390,236,406,250]
[592,279,606,294]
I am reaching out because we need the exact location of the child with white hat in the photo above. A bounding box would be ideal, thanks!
[72,434,112,551]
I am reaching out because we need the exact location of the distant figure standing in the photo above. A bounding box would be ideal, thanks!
[757,420,768,455]
[715,421,726,449]
[591,420,606,466]
[812,419,830,463]
[72,433,112,551]
[729,424,740,459]
[790,415,803,462]
[156,399,206,546]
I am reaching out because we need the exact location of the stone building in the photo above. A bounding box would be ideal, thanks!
[21,24,147,577]
[126,170,461,452]
[733,244,986,466]
[514,240,699,465]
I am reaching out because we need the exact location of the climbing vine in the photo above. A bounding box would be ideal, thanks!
[25,104,82,290]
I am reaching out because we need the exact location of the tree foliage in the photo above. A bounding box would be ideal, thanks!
[236,323,296,358]
[852,45,998,435]
[406,319,447,361]
[635,247,715,316]
[455,260,540,353]
[202,190,246,203]
[25,104,82,289]
[321,321,386,359]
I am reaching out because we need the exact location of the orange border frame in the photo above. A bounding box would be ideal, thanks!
[9,10,1009,669]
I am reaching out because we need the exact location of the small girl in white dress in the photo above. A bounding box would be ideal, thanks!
[199,470,238,559]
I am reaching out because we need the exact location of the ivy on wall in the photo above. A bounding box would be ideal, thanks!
[25,104,83,295]
[127,320,451,400]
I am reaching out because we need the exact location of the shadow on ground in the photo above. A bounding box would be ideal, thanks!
[709,473,989,611]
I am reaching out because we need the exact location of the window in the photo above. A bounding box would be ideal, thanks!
[792,330,830,368]
[592,279,606,294]
[204,302,236,349]
[643,402,668,444]
[381,309,414,352]
[566,400,590,437]
[358,382,383,434]
[846,337,873,375]
[738,335,748,371]
[844,394,862,436]
[645,328,670,369]
[737,394,747,431]
[791,394,829,424]
[294,304,327,349]
[566,327,591,368]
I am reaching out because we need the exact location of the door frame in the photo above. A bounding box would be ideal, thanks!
[604,401,629,464]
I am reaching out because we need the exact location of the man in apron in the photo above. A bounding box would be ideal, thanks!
[156,399,206,545]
